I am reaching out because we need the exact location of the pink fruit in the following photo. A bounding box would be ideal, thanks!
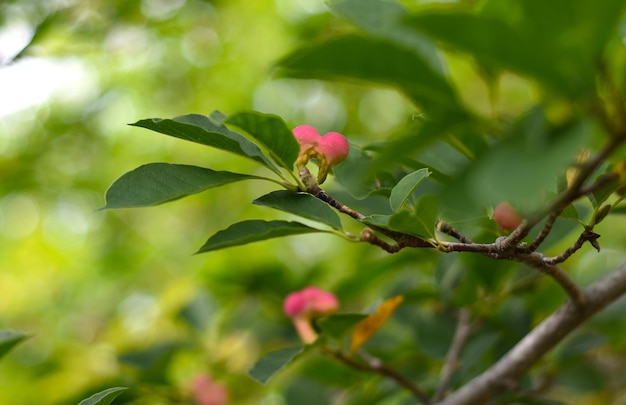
[493,202,523,231]
[283,286,339,344]
[315,132,350,166]
[292,126,350,183]
[189,374,229,405]
[283,286,339,318]
[292,125,320,150]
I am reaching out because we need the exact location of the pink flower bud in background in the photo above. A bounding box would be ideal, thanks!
[283,286,339,344]
[493,202,523,231]
[190,374,229,405]
[284,286,339,318]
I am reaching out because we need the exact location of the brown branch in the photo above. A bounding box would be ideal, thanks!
[434,309,474,401]
[437,222,474,244]
[324,348,431,404]
[542,229,601,265]
[526,212,559,252]
[432,261,626,405]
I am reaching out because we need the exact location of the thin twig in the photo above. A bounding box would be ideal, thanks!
[542,229,601,265]
[437,222,474,244]
[526,212,560,252]
[324,348,431,404]
[434,309,473,401]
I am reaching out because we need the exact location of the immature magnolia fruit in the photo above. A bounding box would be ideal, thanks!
[292,125,350,183]
[283,286,339,344]
[493,202,523,231]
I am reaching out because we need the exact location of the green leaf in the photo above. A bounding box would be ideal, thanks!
[249,346,304,384]
[78,387,128,405]
[315,314,368,340]
[329,0,443,73]
[253,191,343,229]
[103,163,260,209]
[588,175,621,208]
[464,113,590,210]
[0,331,29,361]
[197,220,325,253]
[226,111,300,171]
[334,145,379,199]
[406,0,626,97]
[389,168,430,212]
[277,34,464,117]
[130,113,279,172]
[386,194,439,239]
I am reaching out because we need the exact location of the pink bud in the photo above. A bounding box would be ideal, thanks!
[315,132,350,166]
[283,286,339,318]
[283,286,339,344]
[292,125,321,150]
[493,202,523,231]
[190,374,229,405]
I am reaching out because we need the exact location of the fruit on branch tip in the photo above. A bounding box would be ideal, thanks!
[284,286,339,318]
[284,286,339,344]
[493,202,523,231]
[292,125,350,183]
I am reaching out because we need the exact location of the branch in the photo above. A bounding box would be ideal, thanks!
[433,309,473,401]
[324,348,431,404]
[433,261,626,405]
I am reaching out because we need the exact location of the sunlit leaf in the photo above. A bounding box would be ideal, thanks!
[197,220,326,253]
[78,387,128,405]
[253,191,343,229]
[103,163,260,209]
[316,314,368,340]
[350,295,403,352]
[389,168,430,212]
[406,0,625,97]
[277,34,464,117]
[0,331,29,361]
[249,346,304,384]
[329,0,443,73]
[226,111,300,171]
[131,113,279,172]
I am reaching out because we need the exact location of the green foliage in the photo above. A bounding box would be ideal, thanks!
[3,0,626,404]
[77,387,128,405]
[253,191,343,230]
[103,163,260,209]
[0,331,28,361]
[197,220,326,253]
[249,347,304,384]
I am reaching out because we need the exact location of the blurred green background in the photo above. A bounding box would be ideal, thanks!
[1,0,625,404]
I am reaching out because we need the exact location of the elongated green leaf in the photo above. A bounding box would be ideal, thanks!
[197,220,325,253]
[131,113,278,171]
[78,387,128,405]
[329,0,443,73]
[103,163,260,209]
[406,0,625,97]
[315,314,368,340]
[226,112,300,171]
[588,175,621,208]
[253,191,343,229]
[249,346,304,384]
[0,331,29,360]
[277,34,464,117]
[389,168,430,212]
